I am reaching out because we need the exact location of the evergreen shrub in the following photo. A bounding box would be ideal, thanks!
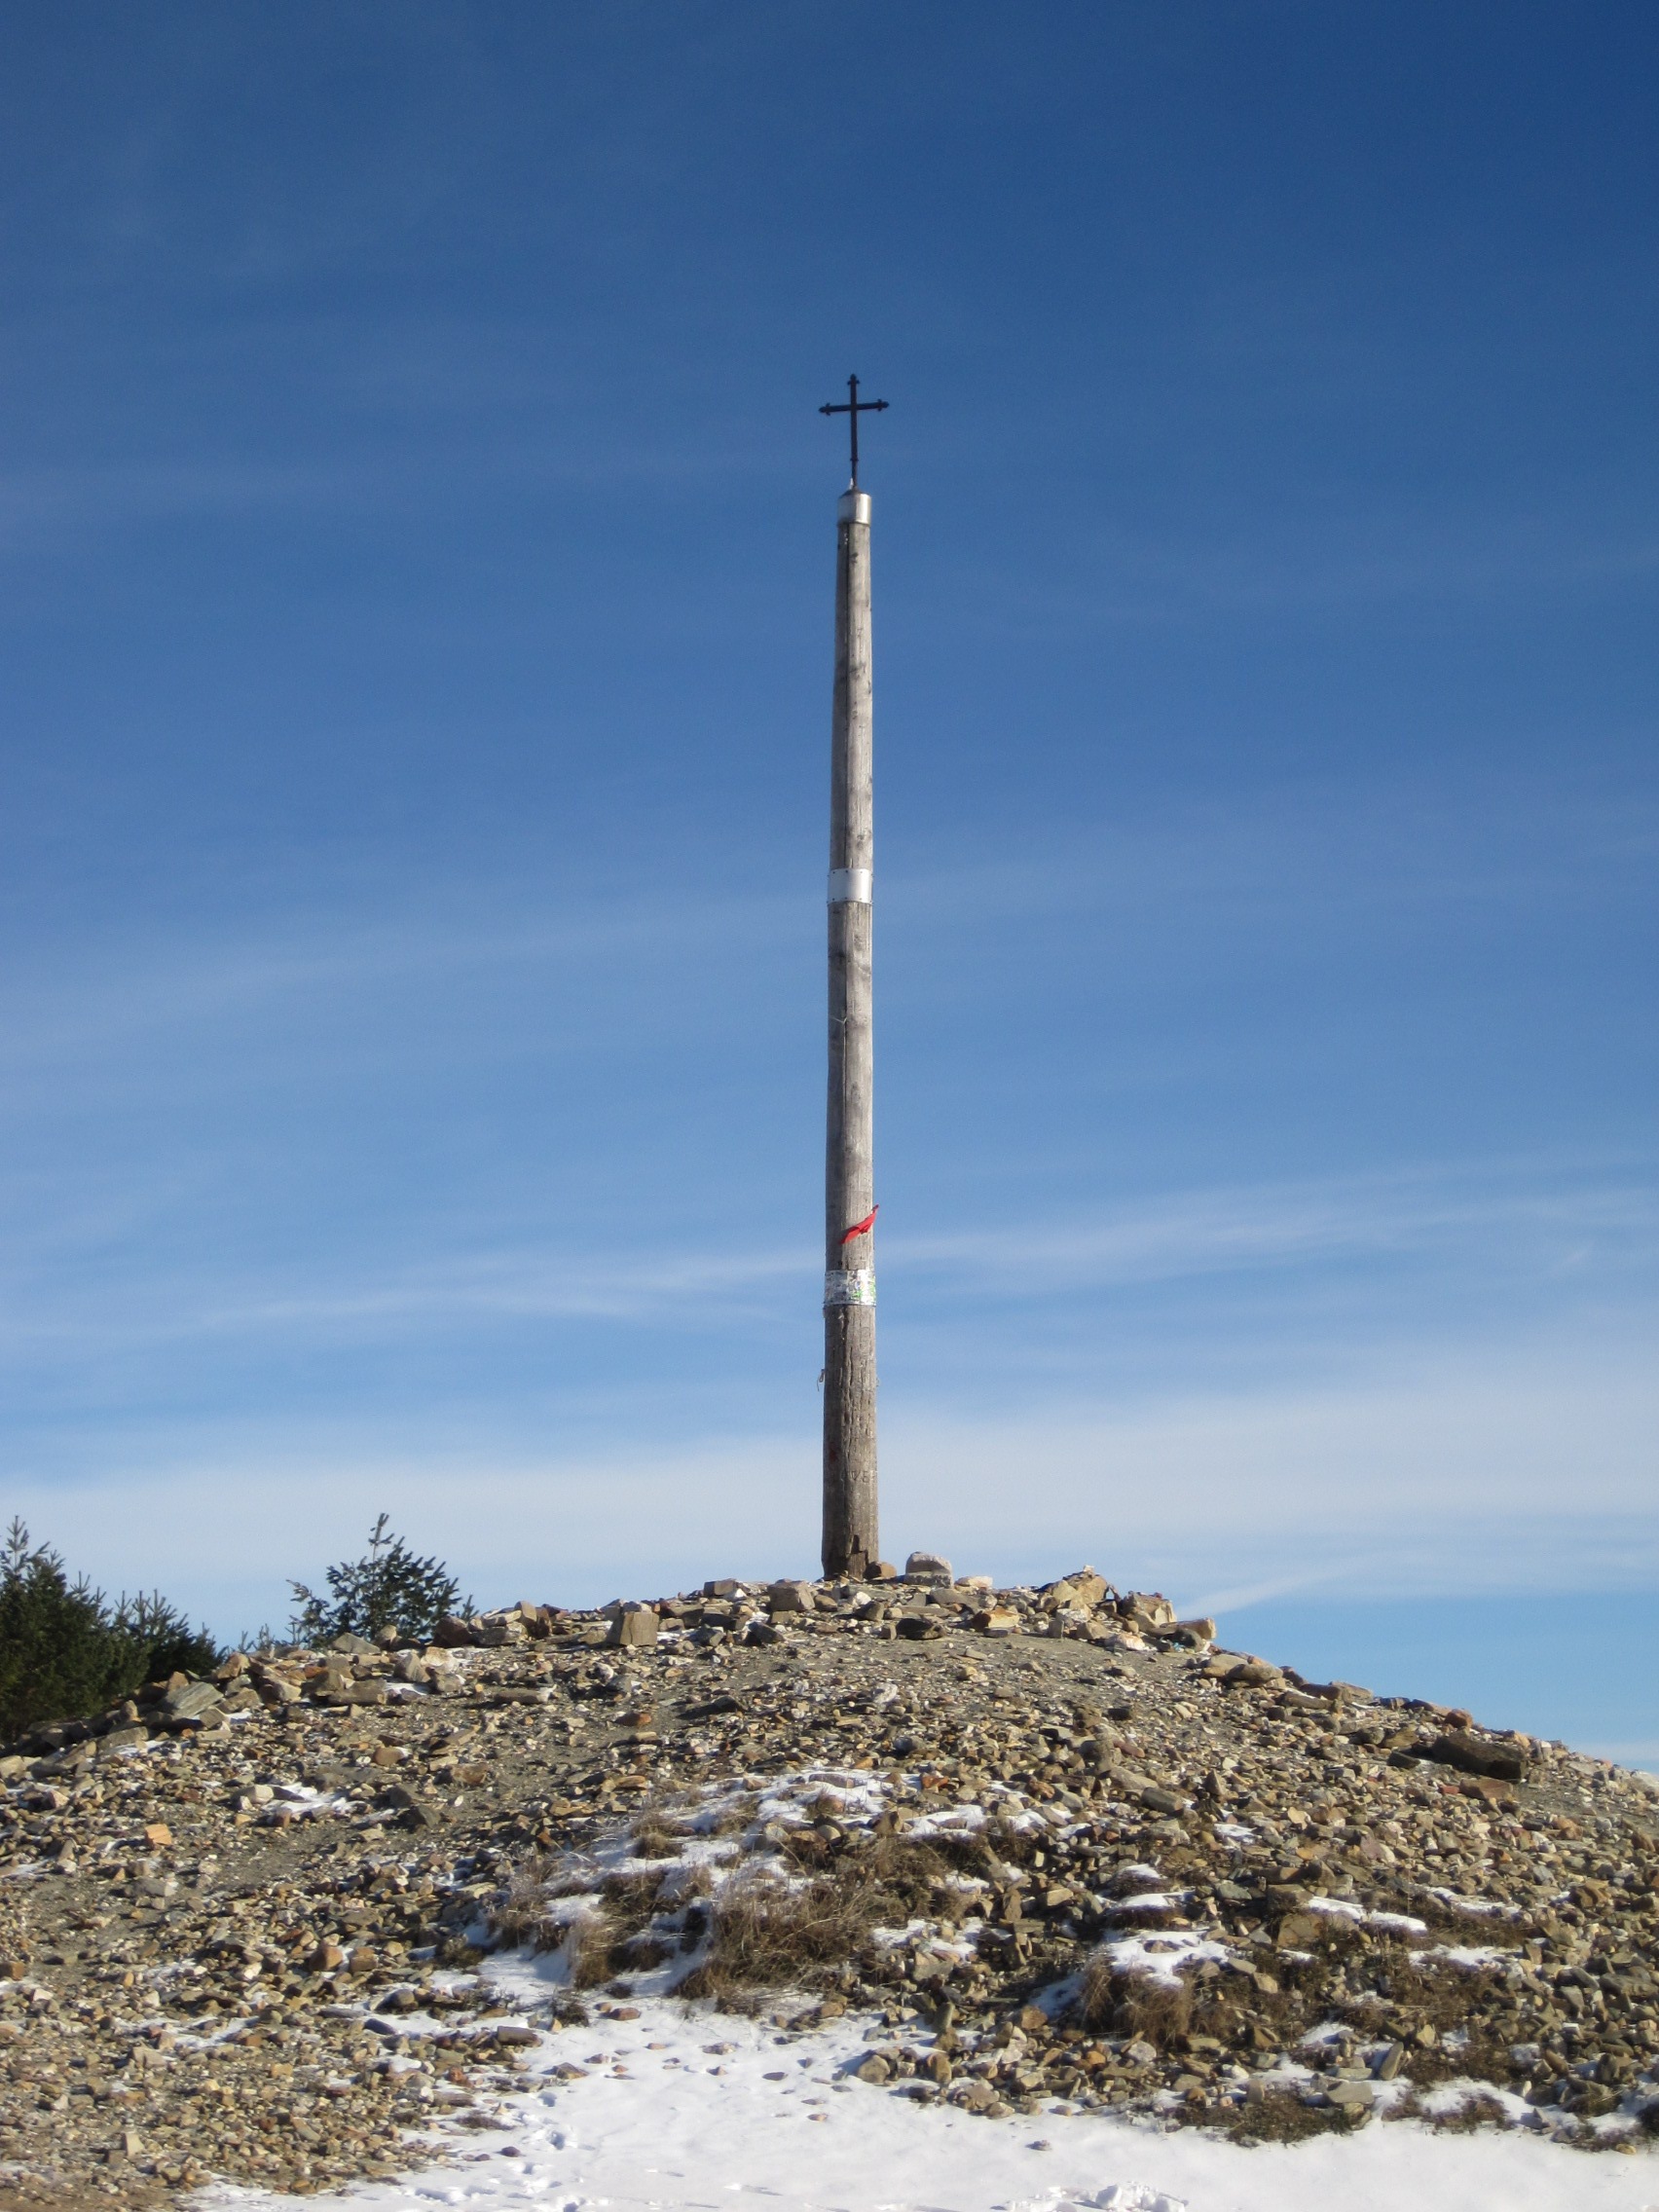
[0,1520,219,1739]
[289,1513,468,1646]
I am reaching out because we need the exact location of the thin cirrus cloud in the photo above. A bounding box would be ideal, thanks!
[0,786,1648,1652]
[0,1155,1648,1358]
[3,1318,1653,1639]
[0,890,803,1104]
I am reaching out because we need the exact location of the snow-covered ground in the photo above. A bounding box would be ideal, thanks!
[196,1960,1659,2212]
[188,1760,1659,2212]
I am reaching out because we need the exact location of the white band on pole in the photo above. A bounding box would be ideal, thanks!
[828,867,873,905]
[824,1269,876,1309]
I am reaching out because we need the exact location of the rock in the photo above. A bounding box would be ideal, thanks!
[767,1581,817,1613]
[476,1616,528,1647]
[1267,1885,1311,1912]
[1422,1730,1528,1783]
[1277,1688,1329,1714]
[856,2053,892,2083]
[329,1633,379,1656]
[1045,1608,1094,1640]
[1327,2078,1374,2108]
[1045,1569,1108,1609]
[4,1556,1648,2197]
[330,1679,388,1706]
[608,1603,660,1648]
[1122,1595,1175,1628]
[95,1725,148,1759]
[973,1607,1021,1636]
[903,1552,954,1585]
[164,1679,224,1722]
[1459,1774,1520,1808]
[433,1614,478,1647]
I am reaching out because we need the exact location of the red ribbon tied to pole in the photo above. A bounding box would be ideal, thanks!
[839,1204,879,1245]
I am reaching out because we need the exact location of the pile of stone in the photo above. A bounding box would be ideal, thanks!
[0,1551,1655,2200]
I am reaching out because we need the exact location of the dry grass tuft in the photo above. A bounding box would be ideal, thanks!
[1076,1949,1192,2046]
[562,1907,615,1990]
[490,1857,569,1952]
[1117,1972,1194,2049]
[1078,1947,1117,2029]
[1424,2089,1512,2133]
[708,1795,757,1836]
[984,1815,1042,1865]
[865,1833,952,1911]
[1226,2091,1346,2145]
[779,1828,837,1873]
[601,1868,670,1935]
[678,1866,875,1999]
[1359,1948,1514,2089]
[629,1808,687,1859]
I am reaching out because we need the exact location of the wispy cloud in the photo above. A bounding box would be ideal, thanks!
[0,1156,1648,1358]
[977,510,1659,636]
[1,774,1648,1076]
[0,888,802,1081]
[6,1322,1653,1641]
[891,1161,1659,1297]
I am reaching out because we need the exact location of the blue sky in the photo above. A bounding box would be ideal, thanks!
[1,3,1654,1755]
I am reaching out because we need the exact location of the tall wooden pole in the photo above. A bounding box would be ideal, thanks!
[822,483,879,1578]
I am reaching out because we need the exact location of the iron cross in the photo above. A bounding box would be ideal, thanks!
[820,373,889,488]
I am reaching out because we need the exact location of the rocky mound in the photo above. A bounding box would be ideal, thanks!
[1,1558,1655,2199]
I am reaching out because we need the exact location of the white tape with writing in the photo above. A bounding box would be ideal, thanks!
[823,1269,876,1309]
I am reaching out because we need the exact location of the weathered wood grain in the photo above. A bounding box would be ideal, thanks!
[823,488,878,1578]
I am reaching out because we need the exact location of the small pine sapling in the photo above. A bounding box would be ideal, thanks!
[289,1513,469,1647]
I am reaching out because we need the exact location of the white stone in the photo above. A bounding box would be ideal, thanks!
[903,1551,953,1585]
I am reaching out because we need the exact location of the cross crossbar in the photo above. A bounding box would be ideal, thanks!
[820,373,889,487]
